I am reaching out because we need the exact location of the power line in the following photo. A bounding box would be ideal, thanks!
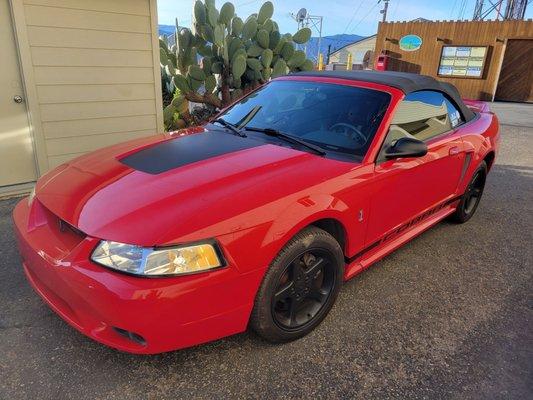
[449,0,459,19]
[391,0,401,20]
[350,1,380,33]
[343,1,365,33]
[457,0,468,19]
[236,0,261,7]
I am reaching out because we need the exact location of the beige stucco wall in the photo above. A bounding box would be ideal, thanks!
[10,0,163,172]
[329,36,377,65]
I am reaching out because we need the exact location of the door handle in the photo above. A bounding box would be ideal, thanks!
[449,146,460,156]
[13,95,23,103]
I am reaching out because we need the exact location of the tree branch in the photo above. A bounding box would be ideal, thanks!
[184,91,222,109]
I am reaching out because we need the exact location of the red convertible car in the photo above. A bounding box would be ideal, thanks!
[14,71,499,354]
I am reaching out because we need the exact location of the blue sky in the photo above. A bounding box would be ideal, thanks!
[157,0,533,37]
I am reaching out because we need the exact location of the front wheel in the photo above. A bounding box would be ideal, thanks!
[250,227,344,343]
[450,161,487,223]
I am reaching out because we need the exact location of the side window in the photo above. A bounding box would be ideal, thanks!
[443,97,464,128]
[387,90,459,143]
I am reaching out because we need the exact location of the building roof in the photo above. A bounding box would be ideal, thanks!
[289,71,476,121]
[329,34,377,57]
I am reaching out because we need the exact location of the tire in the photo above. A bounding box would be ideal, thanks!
[450,161,487,223]
[250,226,344,343]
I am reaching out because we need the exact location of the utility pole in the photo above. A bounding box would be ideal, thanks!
[380,0,390,22]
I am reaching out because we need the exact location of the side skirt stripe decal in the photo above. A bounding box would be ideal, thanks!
[347,195,462,263]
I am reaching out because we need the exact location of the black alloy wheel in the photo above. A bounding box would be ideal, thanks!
[250,227,344,343]
[271,249,336,331]
[464,169,485,214]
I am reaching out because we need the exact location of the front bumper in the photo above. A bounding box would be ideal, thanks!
[13,198,262,354]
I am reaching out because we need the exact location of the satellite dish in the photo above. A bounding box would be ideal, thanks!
[296,8,307,22]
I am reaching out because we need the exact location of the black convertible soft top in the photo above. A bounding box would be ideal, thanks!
[290,70,475,122]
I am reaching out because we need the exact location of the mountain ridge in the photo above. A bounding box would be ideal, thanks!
[158,25,365,60]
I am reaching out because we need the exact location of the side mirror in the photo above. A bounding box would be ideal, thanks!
[385,137,428,159]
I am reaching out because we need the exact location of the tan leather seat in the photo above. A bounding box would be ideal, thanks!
[383,125,415,148]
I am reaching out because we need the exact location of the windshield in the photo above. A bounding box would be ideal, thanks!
[218,80,390,160]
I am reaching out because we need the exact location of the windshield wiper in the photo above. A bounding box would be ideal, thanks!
[243,127,326,156]
[212,118,247,137]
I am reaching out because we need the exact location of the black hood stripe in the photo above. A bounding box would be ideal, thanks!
[120,130,261,174]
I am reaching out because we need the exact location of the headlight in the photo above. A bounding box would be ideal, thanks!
[90,240,223,276]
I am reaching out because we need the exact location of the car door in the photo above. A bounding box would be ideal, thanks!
[365,90,466,246]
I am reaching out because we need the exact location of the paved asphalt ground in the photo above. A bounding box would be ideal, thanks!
[1,103,531,399]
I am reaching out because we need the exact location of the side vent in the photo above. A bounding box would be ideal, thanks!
[459,153,472,184]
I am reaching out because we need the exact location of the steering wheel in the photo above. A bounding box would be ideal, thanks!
[329,123,367,148]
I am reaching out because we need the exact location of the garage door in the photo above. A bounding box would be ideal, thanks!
[495,39,533,103]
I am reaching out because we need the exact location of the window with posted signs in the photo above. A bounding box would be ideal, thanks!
[438,46,487,78]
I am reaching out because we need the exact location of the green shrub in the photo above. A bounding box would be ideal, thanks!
[159,1,313,130]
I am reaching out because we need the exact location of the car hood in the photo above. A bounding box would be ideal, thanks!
[35,128,353,246]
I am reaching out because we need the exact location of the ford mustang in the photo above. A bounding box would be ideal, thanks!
[13,71,500,353]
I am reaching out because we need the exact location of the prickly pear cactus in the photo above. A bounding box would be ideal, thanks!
[159,1,314,130]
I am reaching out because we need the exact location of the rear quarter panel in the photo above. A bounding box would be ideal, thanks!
[457,107,500,194]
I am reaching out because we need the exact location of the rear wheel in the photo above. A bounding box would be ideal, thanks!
[450,161,487,223]
[250,227,344,343]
